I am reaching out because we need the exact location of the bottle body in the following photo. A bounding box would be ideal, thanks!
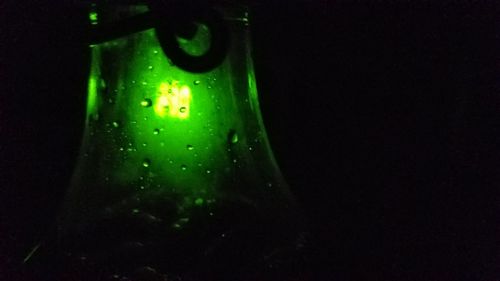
[30,3,305,280]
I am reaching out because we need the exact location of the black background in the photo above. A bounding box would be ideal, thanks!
[1,0,499,280]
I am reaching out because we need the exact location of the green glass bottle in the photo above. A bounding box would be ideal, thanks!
[26,1,306,280]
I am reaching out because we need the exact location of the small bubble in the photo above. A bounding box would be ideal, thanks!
[148,65,154,70]
[132,209,140,214]
[179,107,186,113]
[139,185,145,190]
[180,164,187,171]
[119,147,124,151]
[248,146,253,151]
[131,80,136,84]
[194,198,204,205]
[112,121,119,128]
[141,81,148,86]
[141,98,152,107]
[205,169,211,174]
[142,143,147,147]
[232,159,237,163]
[228,129,239,144]
[142,159,151,168]
[153,129,160,135]
[186,144,194,151]
[153,50,159,54]
[267,182,273,188]
[193,80,201,85]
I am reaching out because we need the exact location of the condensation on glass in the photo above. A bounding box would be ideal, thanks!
[42,2,305,280]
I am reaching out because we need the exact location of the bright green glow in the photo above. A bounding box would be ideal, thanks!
[87,77,97,117]
[154,81,192,119]
[80,10,277,219]
[194,198,204,205]
[85,25,218,203]
[89,12,98,25]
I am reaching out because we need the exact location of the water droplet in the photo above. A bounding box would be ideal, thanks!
[205,169,211,174]
[153,50,159,54]
[141,81,148,86]
[132,209,140,214]
[267,182,273,188]
[179,107,186,113]
[131,80,136,84]
[142,159,151,168]
[180,164,187,171]
[248,146,253,151]
[141,98,152,107]
[142,143,147,147]
[119,147,124,151]
[194,198,204,205]
[193,80,201,85]
[228,129,239,144]
[112,121,119,128]
[186,144,194,151]
[148,65,154,70]
[153,129,160,135]
[139,185,145,190]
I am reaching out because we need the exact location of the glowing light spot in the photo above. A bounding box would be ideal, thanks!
[194,198,204,205]
[87,77,97,116]
[89,12,98,25]
[154,81,192,119]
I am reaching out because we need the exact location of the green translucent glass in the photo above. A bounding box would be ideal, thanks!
[52,3,304,280]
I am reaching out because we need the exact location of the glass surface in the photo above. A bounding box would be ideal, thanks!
[26,3,306,281]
